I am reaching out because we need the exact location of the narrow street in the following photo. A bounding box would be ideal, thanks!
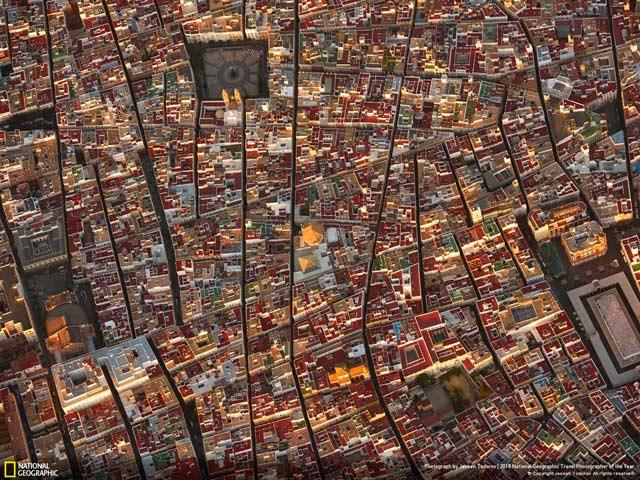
[358,4,426,477]
[288,0,327,477]
[101,0,184,325]
[102,366,149,480]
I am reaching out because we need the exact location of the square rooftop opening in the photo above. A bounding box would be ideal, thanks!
[188,41,269,100]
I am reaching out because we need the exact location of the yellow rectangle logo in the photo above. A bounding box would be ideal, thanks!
[4,460,16,478]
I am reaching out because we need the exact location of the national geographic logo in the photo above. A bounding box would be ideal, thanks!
[4,461,16,478]
[3,461,58,478]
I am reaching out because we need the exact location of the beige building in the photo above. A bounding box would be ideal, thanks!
[561,221,607,266]
[528,201,589,243]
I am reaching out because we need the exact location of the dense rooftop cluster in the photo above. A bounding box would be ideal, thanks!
[0,0,639,479]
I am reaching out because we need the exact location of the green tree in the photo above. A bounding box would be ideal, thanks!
[416,372,436,388]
